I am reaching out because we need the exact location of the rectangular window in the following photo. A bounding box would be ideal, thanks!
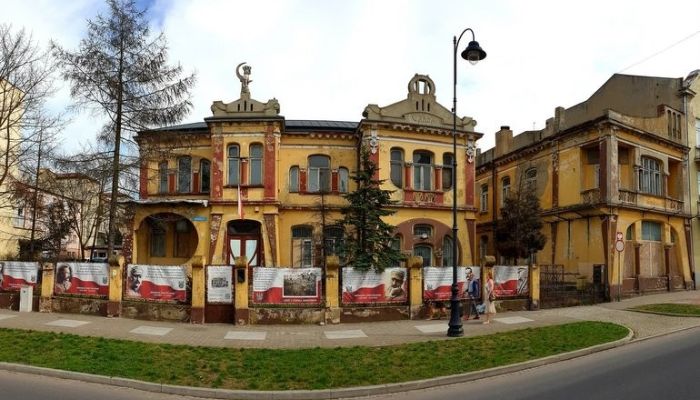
[696,119,700,146]
[150,224,166,257]
[641,221,661,241]
[301,239,313,267]
[308,168,331,192]
[13,207,24,228]
[228,145,240,186]
[639,157,662,195]
[338,168,349,193]
[289,167,299,193]
[249,144,263,186]
[177,157,191,193]
[200,160,210,193]
[158,162,168,194]
[480,185,488,212]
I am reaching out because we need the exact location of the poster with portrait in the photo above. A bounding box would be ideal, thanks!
[0,261,40,291]
[423,266,479,301]
[341,267,407,304]
[493,265,529,297]
[207,265,233,303]
[54,262,109,296]
[124,264,187,301]
[252,267,322,304]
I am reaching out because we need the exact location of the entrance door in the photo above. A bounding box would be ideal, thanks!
[226,220,263,267]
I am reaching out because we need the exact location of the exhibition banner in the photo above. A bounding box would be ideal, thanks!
[423,266,480,301]
[54,262,109,296]
[207,265,233,303]
[252,267,322,304]
[0,261,40,291]
[125,264,187,301]
[493,265,529,297]
[341,267,407,304]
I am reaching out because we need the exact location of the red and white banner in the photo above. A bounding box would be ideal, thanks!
[342,267,407,304]
[0,261,40,291]
[493,265,529,297]
[125,264,187,301]
[423,266,479,301]
[54,262,109,296]
[252,267,321,304]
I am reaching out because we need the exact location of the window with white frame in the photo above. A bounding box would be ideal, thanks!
[696,119,700,146]
[525,168,537,191]
[289,166,299,193]
[292,225,314,267]
[338,167,349,193]
[177,156,191,193]
[227,145,240,186]
[501,176,510,206]
[308,155,331,193]
[480,184,488,212]
[413,151,433,191]
[390,148,403,188]
[249,144,263,185]
[638,157,662,195]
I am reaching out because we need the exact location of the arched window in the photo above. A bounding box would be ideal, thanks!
[641,221,662,241]
[501,176,510,206]
[525,168,537,191]
[249,143,263,185]
[442,153,453,190]
[414,224,433,239]
[390,149,404,188]
[413,151,433,191]
[289,166,299,193]
[158,161,168,194]
[639,157,662,195]
[480,184,488,212]
[308,155,331,193]
[227,145,240,186]
[338,167,349,193]
[442,236,454,267]
[200,159,211,193]
[177,156,191,193]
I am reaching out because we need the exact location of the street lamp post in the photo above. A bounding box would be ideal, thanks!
[448,28,486,337]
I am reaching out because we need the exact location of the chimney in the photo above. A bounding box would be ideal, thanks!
[495,125,513,158]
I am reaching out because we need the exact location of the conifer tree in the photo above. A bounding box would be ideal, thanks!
[339,147,403,272]
[495,186,546,262]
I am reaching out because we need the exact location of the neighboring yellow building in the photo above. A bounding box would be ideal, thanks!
[130,66,481,279]
[477,73,694,298]
[684,69,700,289]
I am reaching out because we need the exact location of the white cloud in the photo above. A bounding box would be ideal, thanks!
[5,0,700,152]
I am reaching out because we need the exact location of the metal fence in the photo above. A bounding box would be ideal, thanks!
[540,264,606,308]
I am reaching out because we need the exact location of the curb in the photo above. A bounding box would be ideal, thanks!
[0,326,634,400]
[624,308,700,318]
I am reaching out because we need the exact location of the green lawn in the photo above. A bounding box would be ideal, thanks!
[630,303,700,316]
[0,321,627,391]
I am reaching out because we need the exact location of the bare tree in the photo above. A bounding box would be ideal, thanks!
[52,0,196,254]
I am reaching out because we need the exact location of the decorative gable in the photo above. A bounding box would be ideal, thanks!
[210,62,281,118]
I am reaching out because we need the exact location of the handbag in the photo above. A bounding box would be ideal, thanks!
[488,291,496,302]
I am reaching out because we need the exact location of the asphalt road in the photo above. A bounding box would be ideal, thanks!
[370,326,700,400]
[1,327,698,400]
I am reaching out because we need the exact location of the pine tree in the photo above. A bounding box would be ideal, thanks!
[52,0,196,254]
[495,186,546,262]
[339,147,403,272]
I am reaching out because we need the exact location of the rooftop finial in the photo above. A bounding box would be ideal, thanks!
[236,62,252,98]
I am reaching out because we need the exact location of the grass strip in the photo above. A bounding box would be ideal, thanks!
[630,303,700,316]
[0,321,627,391]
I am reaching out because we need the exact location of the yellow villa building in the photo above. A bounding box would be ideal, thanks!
[476,73,695,300]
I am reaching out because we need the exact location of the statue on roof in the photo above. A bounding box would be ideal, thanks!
[236,62,253,97]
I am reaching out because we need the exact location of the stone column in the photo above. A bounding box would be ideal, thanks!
[407,256,424,319]
[39,263,54,313]
[325,256,340,324]
[190,256,205,323]
[234,256,249,325]
[107,255,124,317]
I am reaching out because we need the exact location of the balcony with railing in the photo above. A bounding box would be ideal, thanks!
[581,188,601,205]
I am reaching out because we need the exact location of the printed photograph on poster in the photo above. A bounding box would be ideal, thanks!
[422,266,477,301]
[207,265,233,303]
[252,267,322,304]
[125,264,187,301]
[0,261,40,291]
[342,267,408,304]
[54,262,109,296]
[493,265,529,297]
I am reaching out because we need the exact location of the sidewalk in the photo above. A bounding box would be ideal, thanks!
[1,290,699,349]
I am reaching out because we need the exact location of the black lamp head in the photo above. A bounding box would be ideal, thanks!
[461,40,487,65]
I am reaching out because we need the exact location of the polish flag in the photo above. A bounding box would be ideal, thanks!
[237,184,244,219]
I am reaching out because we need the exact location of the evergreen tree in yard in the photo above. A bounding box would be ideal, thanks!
[52,0,195,255]
[339,147,403,273]
[495,187,546,262]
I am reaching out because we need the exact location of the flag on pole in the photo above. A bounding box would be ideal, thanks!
[237,184,244,219]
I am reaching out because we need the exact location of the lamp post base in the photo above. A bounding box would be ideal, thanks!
[447,298,464,337]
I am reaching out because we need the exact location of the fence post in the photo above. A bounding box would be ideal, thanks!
[234,257,249,325]
[107,255,124,317]
[39,262,54,313]
[529,263,540,310]
[407,256,423,319]
[325,256,340,324]
[190,256,205,324]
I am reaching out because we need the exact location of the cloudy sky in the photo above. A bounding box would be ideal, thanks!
[5,0,700,152]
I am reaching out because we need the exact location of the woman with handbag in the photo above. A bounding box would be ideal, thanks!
[483,270,496,324]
